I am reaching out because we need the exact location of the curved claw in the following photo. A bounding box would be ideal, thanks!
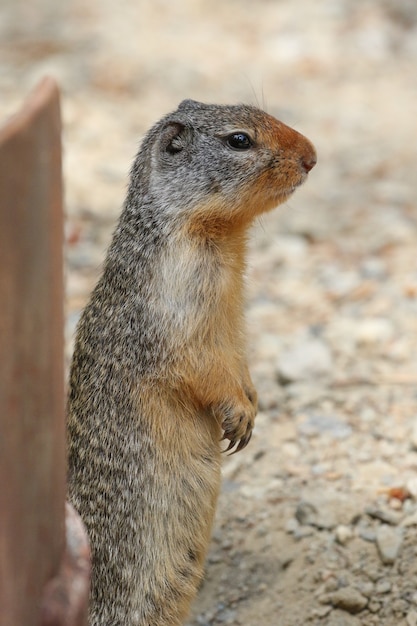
[229,429,253,455]
[221,438,237,453]
[219,402,255,453]
[225,438,237,452]
[220,429,234,443]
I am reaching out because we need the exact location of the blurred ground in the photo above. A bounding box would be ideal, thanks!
[2,1,417,624]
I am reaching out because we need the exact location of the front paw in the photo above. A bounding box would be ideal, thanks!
[219,397,256,454]
[244,382,258,412]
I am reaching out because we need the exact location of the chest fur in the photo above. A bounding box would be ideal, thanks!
[156,237,246,345]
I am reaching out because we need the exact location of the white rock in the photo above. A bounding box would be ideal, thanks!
[407,477,417,499]
[355,318,395,345]
[335,524,354,545]
[375,525,403,565]
[277,336,333,383]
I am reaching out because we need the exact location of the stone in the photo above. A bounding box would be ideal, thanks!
[392,598,409,614]
[375,525,403,565]
[375,579,391,594]
[329,587,368,613]
[364,568,380,582]
[368,601,382,613]
[297,412,352,440]
[326,610,361,626]
[215,608,237,624]
[312,605,332,618]
[335,525,354,545]
[407,477,417,498]
[295,489,360,530]
[294,526,315,540]
[285,517,299,534]
[295,501,318,526]
[355,318,395,345]
[360,257,387,279]
[365,506,402,526]
[356,581,374,597]
[358,527,377,543]
[276,336,333,384]
[389,497,403,510]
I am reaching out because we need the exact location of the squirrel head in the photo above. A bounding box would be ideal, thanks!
[129,99,316,236]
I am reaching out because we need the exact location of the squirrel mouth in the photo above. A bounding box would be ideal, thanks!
[282,172,309,196]
[272,180,304,206]
[271,169,308,202]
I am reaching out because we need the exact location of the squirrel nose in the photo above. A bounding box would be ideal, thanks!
[301,152,317,173]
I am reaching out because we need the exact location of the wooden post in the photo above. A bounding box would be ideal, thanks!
[0,78,90,626]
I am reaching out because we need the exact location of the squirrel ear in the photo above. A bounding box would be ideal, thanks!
[160,122,193,155]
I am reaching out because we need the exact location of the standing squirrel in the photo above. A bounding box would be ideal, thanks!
[67,99,316,626]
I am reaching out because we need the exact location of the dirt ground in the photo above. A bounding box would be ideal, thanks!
[2,1,417,624]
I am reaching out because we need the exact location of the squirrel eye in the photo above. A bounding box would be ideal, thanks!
[226,132,253,151]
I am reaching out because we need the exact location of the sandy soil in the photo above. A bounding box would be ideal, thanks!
[2,1,417,624]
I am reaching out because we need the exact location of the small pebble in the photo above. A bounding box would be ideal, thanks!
[208,553,222,564]
[294,526,315,540]
[335,524,353,545]
[407,477,417,499]
[326,610,361,625]
[389,497,403,510]
[358,527,376,543]
[355,318,394,345]
[311,605,332,618]
[375,579,391,594]
[329,587,368,614]
[392,598,410,614]
[276,336,332,383]
[356,581,374,597]
[368,601,382,614]
[215,608,237,624]
[365,568,380,582]
[365,506,402,526]
[324,578,339,593]
[285,517,299,534]
[375,525,403,565]
[295,501,318,526]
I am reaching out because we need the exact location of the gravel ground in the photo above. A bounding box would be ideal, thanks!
[2,1,417,624]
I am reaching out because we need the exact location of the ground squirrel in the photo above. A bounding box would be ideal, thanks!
[67,99,316,626]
